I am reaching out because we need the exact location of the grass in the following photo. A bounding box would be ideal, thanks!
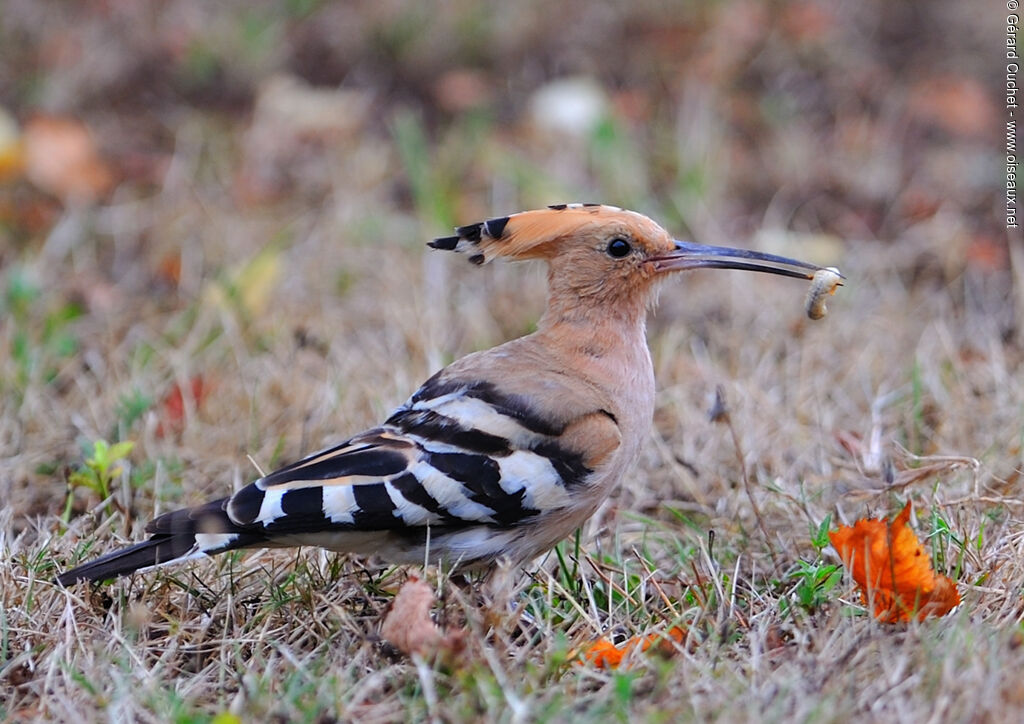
[3,229,1021,721]
[0,1,1010,721]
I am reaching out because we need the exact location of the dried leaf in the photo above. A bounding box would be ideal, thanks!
[779,1,836,43]
[908,75,995,138]
[432,69,492,113]
[22,115,114,203]
[829,501,960,623]
[236,247,282,318]
[156,376,210,437]
[965,235,1008,273]
[156,252,182,286]
[580,626,687,669]
[380,577,464,658]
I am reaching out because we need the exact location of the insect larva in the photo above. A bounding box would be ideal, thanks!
[805,267,842,320]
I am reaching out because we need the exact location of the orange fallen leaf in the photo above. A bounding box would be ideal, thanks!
[380,577,464,658]
[829,501,960,623]
[581,626,687,669]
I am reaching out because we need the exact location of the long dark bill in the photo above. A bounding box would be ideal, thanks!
[649,240,836,281]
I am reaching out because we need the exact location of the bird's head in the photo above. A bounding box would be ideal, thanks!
[431,204,831,321]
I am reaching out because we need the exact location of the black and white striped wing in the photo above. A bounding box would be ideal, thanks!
[56,375,614,584]
[220,378,596,543]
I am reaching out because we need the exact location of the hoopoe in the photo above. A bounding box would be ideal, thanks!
[57,204,831,585]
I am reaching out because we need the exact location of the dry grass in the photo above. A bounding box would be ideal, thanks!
[0,1,1013,722]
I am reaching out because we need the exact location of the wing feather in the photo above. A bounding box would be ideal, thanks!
[59,371,624,583]
[221,376,620,539]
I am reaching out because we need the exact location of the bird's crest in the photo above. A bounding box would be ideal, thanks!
[429,203,648,265]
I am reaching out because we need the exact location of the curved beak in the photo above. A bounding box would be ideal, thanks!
[649,240,837,281]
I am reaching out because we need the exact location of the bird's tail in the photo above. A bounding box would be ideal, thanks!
[57,498,266,585]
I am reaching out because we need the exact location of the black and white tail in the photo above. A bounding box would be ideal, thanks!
[56,499,266,585]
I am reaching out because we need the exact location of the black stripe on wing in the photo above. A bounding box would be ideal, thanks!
[261,486,327,533]
[351,483,401,528]
[389,472,464,525]
[220,373,596,537]
[426,451,539,526]
[410,376,563,436]
[147,498,237,535]
[531,439,592,488]
[227,485,264,527]
[385,408,512,455]
[259,440,412,486]
[227,434,416,525]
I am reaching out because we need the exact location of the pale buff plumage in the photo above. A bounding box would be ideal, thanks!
[58,204,830,585]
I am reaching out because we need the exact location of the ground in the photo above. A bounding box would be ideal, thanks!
[0,1,1016,722]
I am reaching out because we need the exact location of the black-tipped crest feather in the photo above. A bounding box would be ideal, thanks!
[428,214,511,263]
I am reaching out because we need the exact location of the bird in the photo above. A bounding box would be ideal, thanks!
[57,203,829,585]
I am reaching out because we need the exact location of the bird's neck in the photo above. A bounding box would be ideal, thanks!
[536,275,652,356]
[534,289,656,430]
[536,299,649,359]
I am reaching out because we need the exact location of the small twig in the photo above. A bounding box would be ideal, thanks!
[246,454,267,477]
[585,556,694,588]
[845,459,979,500]
[584,553,641,607]
[631,549,682,619]
[688,559,709,609]
[941,495,1024,507]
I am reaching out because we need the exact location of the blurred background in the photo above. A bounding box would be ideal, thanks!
[0,0,1008,526]
[0,0,1000,244]
[3,5,1022,719]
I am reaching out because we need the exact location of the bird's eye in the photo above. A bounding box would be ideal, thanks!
[607,238,632,258]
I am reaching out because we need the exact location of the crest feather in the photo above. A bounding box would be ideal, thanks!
[428,204,637,264]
